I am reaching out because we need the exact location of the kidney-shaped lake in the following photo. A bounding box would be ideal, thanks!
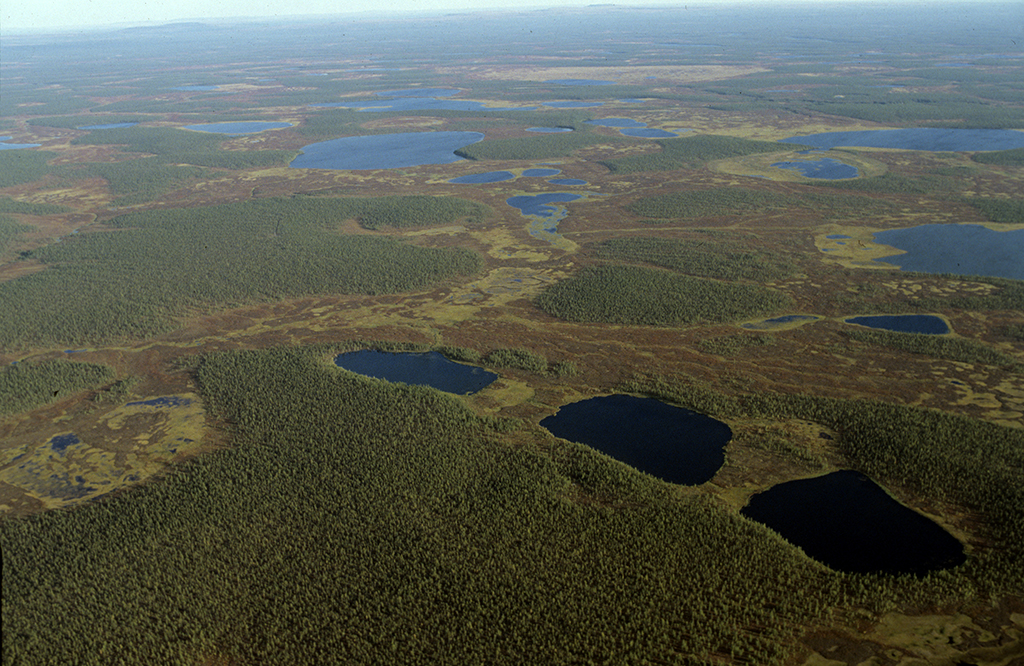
[540,394,732,485]
[781,128,1024,152]
[334,350,497,395]
[291,131,484,170]
[741,470,965,575]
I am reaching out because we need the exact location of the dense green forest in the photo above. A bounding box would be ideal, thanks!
[601,135,802,173]
[843,328,1023,371]
[0,151,56,189]
[0,216,31,255]
[596,236,798,282]
[0,360,115,418]
[627,186,897,221]
[455,130,614,161]
[972,147,1024,166]
[0,198,71,215]
[0,197,483,350]
[967,197,1024,225]
[535,264,791,326]
[4,345,1020,664]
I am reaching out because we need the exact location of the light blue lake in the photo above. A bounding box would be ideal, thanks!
[547,79,616,85]
[846,314,950,335]
[522,168,561,177]
[291,131,484,170]
[0,136,41,150]
[78,123,138,130]
[314,98,528,113]
[170,85,220,91]
[378,88,461,97]
[526,127,574,133]
[781,128,1024,152]
[873,224,1024,280]
[544,101,604,108]
[183,122,292,134]
[507,192,583,246]
[585,118,686,138]
[334,350,497,395]
[618,98,647,103]
[771,158,859,179]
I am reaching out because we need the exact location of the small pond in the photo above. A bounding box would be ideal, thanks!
[846,314,950,335]
[126,396,193,408]
[49,433,81,454]
[290,131,484,170]
[522,168,561,177]
[771,158,858,179]
[539,394,732,485]
[183,121,292,134]
[742,314,819,330]
[334,350,497,395]
[873,224,1024,281]
[0,136,41,150]
[544,101,604,108]
[507,192,584,247]
[78,122,138,130]
[527,126,574,132]
[780,128,1024,152]
[618,98,647,103]
[585,118,686,138]
[741,470,966,575]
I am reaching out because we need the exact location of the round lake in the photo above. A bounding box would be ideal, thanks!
[780,128,1024,152]
[521,168,561,177]
[741,470,966,575]
[872,224,1024,281]
[290,131,484,170]
[334,350,497,395]
[548,178,587,186]
[539,394,732,485]
[771,158,858,179]
[183,122,292,134]
[846,314,950,335]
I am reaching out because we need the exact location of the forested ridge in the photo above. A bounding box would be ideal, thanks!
[0,197,483,350]
[597,236,798,282]
[601,135,804,173]
[0,360,115,418]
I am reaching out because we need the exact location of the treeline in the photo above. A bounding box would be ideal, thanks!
[535,264,791,326]
[0,360,114,418]
[966,197,1024,225]
[844,328,1022,372]
[597,236,798,282]
[623,374,1024,598]
[972,147,1024,166]
[0,150,57,189]
[601,135,802,174]
[2,345,849,665]
[0,197,484,350]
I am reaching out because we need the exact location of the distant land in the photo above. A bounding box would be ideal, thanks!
[1,4,1023,665]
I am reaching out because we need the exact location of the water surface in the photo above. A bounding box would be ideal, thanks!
[846,314,950,334]
[291,131,483,170]
[873,224,1024,280]
[540,394,731,485]
[741,470,966,574]
[781,128,1024,151]
[0,136,41,150]
[527,127,574,132]
[78,123,138,130]
[334,350,497,395]
[183,122,292,134]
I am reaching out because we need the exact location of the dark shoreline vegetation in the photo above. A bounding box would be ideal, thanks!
[0,196,484,350]
[0,360,115,418]
[2,345,1021,664]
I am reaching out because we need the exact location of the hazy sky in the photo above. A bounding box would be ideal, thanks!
[0,0,978,33]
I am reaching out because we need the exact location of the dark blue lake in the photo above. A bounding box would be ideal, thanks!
[522,168,561,177]
[183,122,292,134]
[334,350,497,395]
[290,131,484,170]
[0,136,41,150]
[540,394,732,485]
[741,470,966,575]
[544,101,604,108]
[546,79,616,85]
[771,158,858,179]
[549,178,588,186]
[873,224,1024,281]
[527,127,574,132]
[450,171,515,184]
[826,234,852,239]
[781,128,1024,151]
[78,123,138,130]
[49,433,81,454]
[846,314,950,334]
[619,98,647,103]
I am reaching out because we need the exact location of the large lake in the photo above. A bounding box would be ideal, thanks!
[873,224,1024,281]
[290,131,484,170]
[741,470,965,575]
[334,350,497,395]
[781,128,1024,151]
[183,122,292,134]
[540,394,732,485]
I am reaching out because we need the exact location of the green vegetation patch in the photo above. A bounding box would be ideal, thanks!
[597,236,798,282]
[0,360,115,418]
[27,116,147,129]
[0,198,72,215]
[0,150,56,189]
[966,198,1024,225]
[1,346,843,664]
[58,158,208,205]
[535,264,791,326]
[455,131,613,161]
[844,329,1022,372]
[810,172,952,195]
[625,187,793,219]
[602,135,801,174]
[340,195,489,230]
[0,216,32,255]
[484,348,548,374]
[0,197,483,350]
[972,147,1024,166]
